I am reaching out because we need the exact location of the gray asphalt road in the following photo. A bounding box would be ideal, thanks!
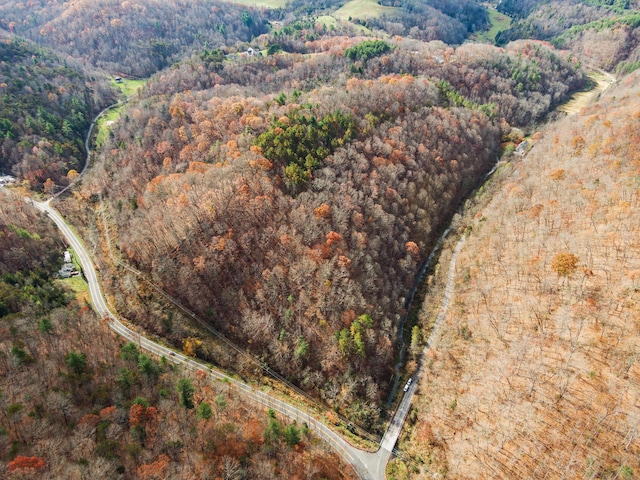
[29,194,469,480]
[30,198,384,480]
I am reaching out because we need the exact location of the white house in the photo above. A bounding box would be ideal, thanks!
[64,250,72,263]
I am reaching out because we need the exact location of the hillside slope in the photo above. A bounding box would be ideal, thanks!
[0,0,269,77]
[496,0,640,72]
[0,36,117,190]
[0,191,355,479]
[53,35,589,429]
[404,71,640,478]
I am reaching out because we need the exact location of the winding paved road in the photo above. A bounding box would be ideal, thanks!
[33,192,463,479]
[28,198,385,480]
[21,87,474,478]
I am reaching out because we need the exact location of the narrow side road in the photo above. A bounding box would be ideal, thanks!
[377,235,467,468]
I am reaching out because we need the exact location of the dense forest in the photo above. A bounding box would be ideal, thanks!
[369,0,489,44]
[73,33,588,426]
[496,0,640,72]
[0,191,355,479]
[0,35,117,190]
[0,0,493,80]
[0,0,270,77]
[1,0,638,476]
[141,37,586,127]
[271,0,489,45]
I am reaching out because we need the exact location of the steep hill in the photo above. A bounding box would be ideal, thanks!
[496,0,640,72]
[74,37,586,426]
[142,38,585,126]
[0,0,270,77]
[0,191,355,479]
[0,36,117,190]
[270,0,489,44]
[403,70,640,477]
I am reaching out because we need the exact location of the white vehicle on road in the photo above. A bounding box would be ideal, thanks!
[403,378,412,392]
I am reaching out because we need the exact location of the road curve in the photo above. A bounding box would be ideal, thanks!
[29,198,379,480]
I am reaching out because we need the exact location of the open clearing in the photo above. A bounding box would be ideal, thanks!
[316,15,338,29]
[333,0,397,20]
[57,275,89,304]
[95,107,122,148]
[558,70,615,114]
[473,8,512,44]
[96,78,147,147]
[112,77,146,98]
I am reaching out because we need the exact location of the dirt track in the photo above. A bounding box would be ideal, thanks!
[558,70,615,115]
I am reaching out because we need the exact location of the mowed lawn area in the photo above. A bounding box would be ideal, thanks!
[333,0,397,20]
[473,8,511,43]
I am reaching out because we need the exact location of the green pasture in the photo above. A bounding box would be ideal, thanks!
[112,77,146,98]
[96,78,147,148]
[333,0,397,20]
[316,15,338,29]
[473,8,512,44]
[95,106,123,148]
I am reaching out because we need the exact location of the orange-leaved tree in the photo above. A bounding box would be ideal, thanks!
[8,455,46,472]
[551,252,579,277]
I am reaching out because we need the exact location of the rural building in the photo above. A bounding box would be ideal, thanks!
[58,263,76,278]
[515,140,529,156]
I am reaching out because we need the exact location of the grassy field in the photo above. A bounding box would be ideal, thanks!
[95,78,146,147]
[57,275,90,305]
[472,8,512,44]
[227,0,288,8]
[333,0,397,20]
[113,77,146,97]
[316,15,338,29]
[558,70,614,114]
[95,106,123,148]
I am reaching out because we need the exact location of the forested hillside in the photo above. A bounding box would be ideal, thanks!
[0,191,355,479]
[496,0,640,72]
[369,0,489,43]
[0,0,491,80]
[142,38,585,127]
[2,0,634,475]
[270,0,489,44]
[76,35,586,425]
[0,36,117,190]
[404,71,640,477]
[0,0,270,77]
